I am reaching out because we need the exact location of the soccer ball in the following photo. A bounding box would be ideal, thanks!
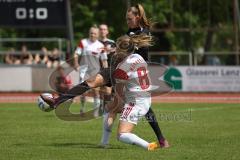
[37,93,54,112]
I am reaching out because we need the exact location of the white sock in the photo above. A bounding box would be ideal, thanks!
[94,97,101,108]
[100,112,112,145]
[118,133,149,149]
[93,97,101,117]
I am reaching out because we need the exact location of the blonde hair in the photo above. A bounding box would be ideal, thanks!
[127,4,151,29]
[89,24,99,32]
[114,34,153,62]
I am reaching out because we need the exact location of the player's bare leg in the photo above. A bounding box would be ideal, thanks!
[117,121,158,150]
[108,90,158,150]
[99,86,113,147]
[99,92,123,147]
[99,111,117,148]
[99,86,114,148]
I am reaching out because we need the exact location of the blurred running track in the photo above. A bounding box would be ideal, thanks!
[0,93,240,103]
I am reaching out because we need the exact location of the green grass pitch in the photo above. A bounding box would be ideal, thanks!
[0,102,240,160]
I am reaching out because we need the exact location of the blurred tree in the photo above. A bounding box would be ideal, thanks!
[0,0,236,54]
[71,0,126,44]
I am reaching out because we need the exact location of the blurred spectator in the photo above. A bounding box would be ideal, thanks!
[12,49,21,65]
[159,55,169,65]
[4,48,15,64]
[34,47,49,65]
[20,45,33,65]
[206,55,221,65]
[3,46,63,67]
[169,55,178,66]
[47,48,60,68]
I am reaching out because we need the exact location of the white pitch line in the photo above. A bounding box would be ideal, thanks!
[152,97,240,101]
[158,105,240,112]
[189,107,226,111]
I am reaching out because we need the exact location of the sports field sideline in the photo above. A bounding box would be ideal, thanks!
[0,92,240,103]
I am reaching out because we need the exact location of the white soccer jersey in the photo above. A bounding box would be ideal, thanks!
[114,54,151,124]
[75,38,107,59]
[75,39,107,81]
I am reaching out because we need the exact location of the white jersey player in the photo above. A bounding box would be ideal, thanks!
[105,34,158,150]
[114,53,151,124]
[75,38,107,82]
[74,26,107,115]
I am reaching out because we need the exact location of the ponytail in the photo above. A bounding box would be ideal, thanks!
[114,34,153,62]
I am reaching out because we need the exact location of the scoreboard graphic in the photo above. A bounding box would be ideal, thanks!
[0,0,67,28]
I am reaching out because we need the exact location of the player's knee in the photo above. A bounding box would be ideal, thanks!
[86,80,96,88]
[104,119,113,132]
[117,133,123,141]
[104,125,112,132]
[117,132,130,141]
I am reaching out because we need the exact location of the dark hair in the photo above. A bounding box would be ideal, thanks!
[127,4,151,29]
